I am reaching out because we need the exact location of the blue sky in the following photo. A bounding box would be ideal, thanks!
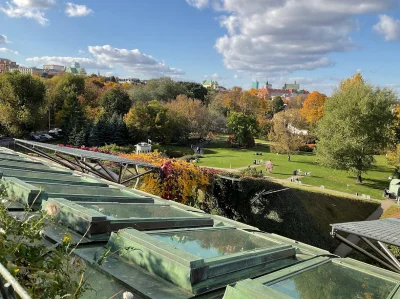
[0,0,400,95]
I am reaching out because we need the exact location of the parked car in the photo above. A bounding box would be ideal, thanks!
[42,134,54,140]
[30,135,41,141]
[39,134,54,142]
[49,128,62,134]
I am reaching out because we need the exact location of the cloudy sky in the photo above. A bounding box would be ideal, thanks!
[0,0,400,95]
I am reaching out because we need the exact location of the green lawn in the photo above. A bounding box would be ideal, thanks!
[197,141,394,199]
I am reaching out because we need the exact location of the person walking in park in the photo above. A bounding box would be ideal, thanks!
[265,160,274,173]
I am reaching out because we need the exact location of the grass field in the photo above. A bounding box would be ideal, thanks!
[195,140,394,200]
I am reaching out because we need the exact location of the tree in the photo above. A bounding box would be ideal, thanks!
[177,81,208,103]
[269,109,307,161]
[316,77,396,183]
[100,88,131,117]
[124,100,175,143]
[0,72,46,136]
[227,112,259,148]
[166,95,212,139]
[51,74,85,110]
[237,91,260,115]
[56,88,86,142]
[222,86,242,113]
[300,91,327,124]
[386,144,400,178]
[128,77,186,103]
[108,113,128,145]
[272,96,285,114]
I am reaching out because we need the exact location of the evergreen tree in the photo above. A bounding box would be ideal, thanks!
[272,96,285,114]
[100,88,131,118]
[68,126,78,145]
[74,128,87,146]
[88,123,101,147]
[109,113,128,145]
[58,88,86,143]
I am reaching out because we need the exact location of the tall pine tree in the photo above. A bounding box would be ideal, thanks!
[57,88,86,143]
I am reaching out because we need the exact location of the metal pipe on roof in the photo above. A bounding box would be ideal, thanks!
[0,262,31,299]
[361,237,400,271]
[121,169,155,185]
[97,161,117,183]
[377,241,400,270]
[333,233,399,273]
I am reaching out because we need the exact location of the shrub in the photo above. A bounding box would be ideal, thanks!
[0,196,88,297]
[240,166,264,178]
[121,152,219,204]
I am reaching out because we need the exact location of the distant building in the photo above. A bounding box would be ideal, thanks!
[0,58,18,74]
[9,66,45,76]
[202,80,219,89]
[283,81,300,91]
[43,64,65,76]
[288,123,308,135]
[252,80,259,89]
[43,64,65,72]
[135,142,152,154]
[264,81,272,89]
[260,81,309,99]
[65,62,87,76]
[118,78,145,85]
[216,85,227,92]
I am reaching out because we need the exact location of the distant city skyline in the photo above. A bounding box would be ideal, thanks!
[0,0,399,95]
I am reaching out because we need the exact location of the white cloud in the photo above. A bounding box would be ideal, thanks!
[186,0,209,9]
[26,45,184,78]
[188,0,397,77]
[0,0,55,25]
[0,48,18,55]
[88,45,185,78]
[0,34,10,44]
[233,74,238,79]
[211,73,222,80]
[356,68,362,73]
[373,15,400,41]
[26,56,111,69]
[12,0,56,8]
[65,2,92,17]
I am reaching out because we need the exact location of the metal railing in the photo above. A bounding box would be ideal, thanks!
[0,262,31,299]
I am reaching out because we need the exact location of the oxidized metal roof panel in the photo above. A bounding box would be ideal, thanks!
[331,218,400,246]
[15,139,156,168]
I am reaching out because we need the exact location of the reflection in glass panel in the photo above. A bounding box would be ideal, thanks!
[152,229,278,259]
[29,182,131,197]
[269,262,396,299]
[80,203,194,219]
[78,264,127,299]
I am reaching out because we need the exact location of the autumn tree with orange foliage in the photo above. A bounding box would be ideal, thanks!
[120,152,217,204]
[339,73,364,90]
[300,91,327,124]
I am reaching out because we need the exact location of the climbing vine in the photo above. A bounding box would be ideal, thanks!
[121,152,218,204]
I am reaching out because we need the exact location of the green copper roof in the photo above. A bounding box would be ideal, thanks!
[283,83,300,90]
[223,256,400,299]
[1,146,400,298]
